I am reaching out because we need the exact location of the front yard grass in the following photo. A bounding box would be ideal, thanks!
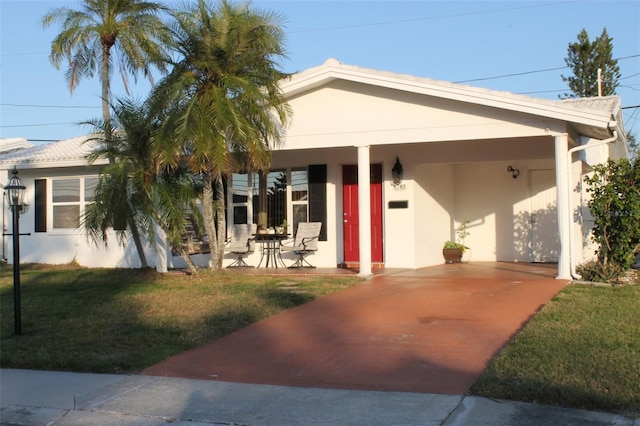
[470,284,640,416]
[0,263,359,373]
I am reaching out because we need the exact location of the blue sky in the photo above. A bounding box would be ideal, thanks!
[1,0,639,143]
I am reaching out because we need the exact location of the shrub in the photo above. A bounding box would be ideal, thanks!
[583,158,640,269]
[576,260,623,283]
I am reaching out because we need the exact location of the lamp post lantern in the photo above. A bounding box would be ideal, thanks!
[5,168,27,335]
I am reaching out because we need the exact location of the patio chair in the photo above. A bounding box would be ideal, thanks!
[226,224,257,267]
[280,222,322,268]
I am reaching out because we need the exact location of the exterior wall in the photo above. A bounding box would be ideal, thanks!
[3,142,593,271]
[257,140,564,270]
[282,81,559,150]
[412,163,455,268]
[579,168,598,264]
[3,167,160,268]
[1,158,605,272]
[452,159,556,263]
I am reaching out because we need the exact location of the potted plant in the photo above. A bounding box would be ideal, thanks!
[442,220,470,264]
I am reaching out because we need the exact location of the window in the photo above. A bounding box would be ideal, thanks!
[231,173,250,225]
[291,168,308,233]
[84,177,98,202]
[51,177,98,229]
[230,168,307,231]
[252,170,287,230]
[229,165,325,239]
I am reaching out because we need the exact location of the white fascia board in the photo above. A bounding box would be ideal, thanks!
[282,62,613,131]
[0,158,108,170]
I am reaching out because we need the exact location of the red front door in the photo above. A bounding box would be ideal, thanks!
[342,164,383,263]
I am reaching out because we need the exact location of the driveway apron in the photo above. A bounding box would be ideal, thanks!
[142,262,568,394]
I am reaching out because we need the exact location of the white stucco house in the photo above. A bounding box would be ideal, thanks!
[0,59,628,278]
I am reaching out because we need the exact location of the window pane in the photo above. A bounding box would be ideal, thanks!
[268,170,286,228]
[53,179,80,202]
[252,170,287,229]
[293,205,308,235]
[232,173,248,203]
[291,169,308,202]
[233,206,247,224]
[84,177,98,202]
[53,205,80,228]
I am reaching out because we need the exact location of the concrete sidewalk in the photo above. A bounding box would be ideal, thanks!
[1,369,637,425]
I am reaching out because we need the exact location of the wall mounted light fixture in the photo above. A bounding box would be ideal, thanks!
[507,165,520,179]
[392,156,404,184]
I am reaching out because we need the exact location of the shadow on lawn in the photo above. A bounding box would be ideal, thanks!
[0,264,321,374]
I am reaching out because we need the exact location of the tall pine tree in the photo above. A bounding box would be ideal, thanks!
[560,28,620,99]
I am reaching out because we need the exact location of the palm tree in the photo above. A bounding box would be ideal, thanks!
[84,98,202,271]
[151,0,291,270]
[83,98,157,268]
[42,0,172,127]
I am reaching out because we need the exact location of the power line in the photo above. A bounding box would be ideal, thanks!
[620,72,640,81]
[0,103,100,109]
[454,66,568,84]
[3,54,638,110]
[289,1,581,34]
[0,1,583,48]
[0,122,81,129]
[455,54,640,84]
[0,52,48,57]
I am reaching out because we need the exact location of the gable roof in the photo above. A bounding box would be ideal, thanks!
[281,59,620,138]
[0,135,106,169]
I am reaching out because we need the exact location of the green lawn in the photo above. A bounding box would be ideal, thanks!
[470,284,640,416]
[0,263,359,373]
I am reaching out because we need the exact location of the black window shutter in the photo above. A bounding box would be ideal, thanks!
[34,179,47,232]
[308,164,327,241]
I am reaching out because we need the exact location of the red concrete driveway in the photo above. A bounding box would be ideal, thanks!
[142,262,568,394]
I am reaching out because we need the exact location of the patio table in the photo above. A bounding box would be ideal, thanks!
[254,233,290,268]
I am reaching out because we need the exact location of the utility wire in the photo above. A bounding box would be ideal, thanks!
[0,122,80,128]
[0,103,100,109]
[2,54,638,110]
[454,66,568,84]
[289,1,581,34]
[455,54,640,84]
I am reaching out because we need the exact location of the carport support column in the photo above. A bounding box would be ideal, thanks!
[357,145,373,278]
[154,222,168,273]
[554,134,571,280]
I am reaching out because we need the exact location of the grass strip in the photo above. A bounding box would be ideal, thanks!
[470,284,640,416]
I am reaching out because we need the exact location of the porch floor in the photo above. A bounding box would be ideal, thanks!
[144,262,567,395]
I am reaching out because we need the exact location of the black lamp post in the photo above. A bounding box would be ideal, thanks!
[5,168,27,335]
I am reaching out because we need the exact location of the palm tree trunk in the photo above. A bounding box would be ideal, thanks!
[202,173,220,271]
[101,43,114,164]
[100,43,111,126]
[127,215,149,268]
[179,251,198,274]
[214,176,226,269]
